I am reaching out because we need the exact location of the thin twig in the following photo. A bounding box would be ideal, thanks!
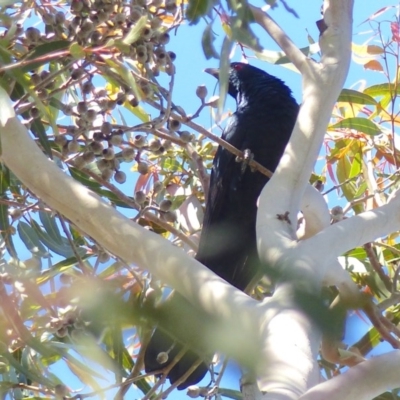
[57,212,90,275]
[0,49,70,73]
[185,143,210,199]
[114,328,152,400]
[156,359,204,400]
[82,165,198,250]
[364,242,392,292]
[147,99,273,179]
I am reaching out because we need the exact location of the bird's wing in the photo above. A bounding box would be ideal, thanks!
[195,114,260,289]
[203,114,242,227]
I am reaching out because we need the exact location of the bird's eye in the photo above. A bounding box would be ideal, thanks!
[232,63,245,71]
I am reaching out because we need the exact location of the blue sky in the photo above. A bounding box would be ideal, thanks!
[169,1,399,111]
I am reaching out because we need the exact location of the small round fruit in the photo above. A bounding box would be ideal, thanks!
[149,138,161,151]
[159,199,172,212]
[168,119,181,132]
[68,140,80,153]
[135,190,146,204]
[102,147,115,160]
[101,168,113,181]
[134,135,146,148]
[196,85,207,101]
[55,135,68,147]
[179,131,193,143]
[114,170,126,184]
[164,211,177,223]
[122,147,135,161]
[89,141,104,154]
[109,133,123,146]
[137,161,149,175]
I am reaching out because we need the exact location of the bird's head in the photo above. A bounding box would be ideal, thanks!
[205,62,275,100]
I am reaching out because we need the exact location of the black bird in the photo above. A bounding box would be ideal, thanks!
[144,62,299,389]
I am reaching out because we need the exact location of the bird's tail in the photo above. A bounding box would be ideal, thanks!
[143,292,209,389]
[144,328,208,389]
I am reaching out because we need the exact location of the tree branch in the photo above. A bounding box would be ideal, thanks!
[254,1,355,397]
[0,110,267,370]
[299,351,400,400]
[257,0,354,278]
[299,185,331,239]
[298,190,400,262]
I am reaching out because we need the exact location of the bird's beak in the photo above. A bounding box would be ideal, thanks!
[204,67,219,79]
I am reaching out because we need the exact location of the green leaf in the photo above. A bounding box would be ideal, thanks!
[329,117,381,136]
[348,151,361,179]
[37,255,90,284]
[69,168,137,208]
[161,157,182,172]
[21,40,70,72]
[31,220,86,258]
[0,40,13,65]
[337,156,355,196]
[364,83,399,97]
[69,167,101,189]
[352,325,382,355]
[69,42,85,59]
[201,24,219,60]
[230,18,261,51]
[186,0,212,24]
[97,189,136,208]
[353,180,367,198]
[217,37,232,119]
[121,15,148,45]
[104,58,142,102]
[55,347,109,381]
[0,352,53,387]
[124,100,150,122]
[372,392,400,400]
[0,164,10,196]
[0,165,13,256]
[48,97,65,112]
[255,43,319,66]
[375,97,392,117]
[17,221,48,256]
[69,334,120,376]
[9,80,25,101]
[338,89,377,105]
[39,210,63,244]
[345,247,368,260]
[0,200,15,257]
[30,118,53,158]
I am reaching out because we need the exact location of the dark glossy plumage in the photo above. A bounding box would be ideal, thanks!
[144,62,299,389]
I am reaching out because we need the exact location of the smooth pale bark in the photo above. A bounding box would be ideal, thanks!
[254,0,356,398]
[300,351,400,400]
[0,110,267,368]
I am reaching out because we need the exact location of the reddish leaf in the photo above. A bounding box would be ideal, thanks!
[134,171,151,194]
[326,161,337,185]
[367,45,384,55]
[360,6,394,24]
[364,60,384,72]
[391,21,400,43]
